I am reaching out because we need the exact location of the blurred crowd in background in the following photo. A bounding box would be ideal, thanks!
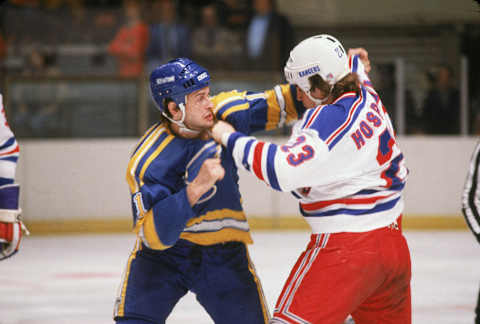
[1,0,294,75]
[0,0,479,138]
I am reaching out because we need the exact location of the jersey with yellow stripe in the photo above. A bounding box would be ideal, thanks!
[212,84,305,132]
[127,85,305,250]
[222,56,408,234]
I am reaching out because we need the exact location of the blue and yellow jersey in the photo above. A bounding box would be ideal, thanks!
[126,84,304,250]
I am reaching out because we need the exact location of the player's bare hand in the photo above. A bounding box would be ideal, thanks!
[348,48,371,73]
[211,120,235,144]
[187,158,225,205]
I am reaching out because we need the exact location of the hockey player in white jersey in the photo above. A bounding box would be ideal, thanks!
[461,142,480,324]
[212,35,412,324]
[0,94,26,261]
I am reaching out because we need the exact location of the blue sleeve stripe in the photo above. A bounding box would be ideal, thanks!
[289,84,306,117]
[0,156,18,163]
[266,144,280,191]
[0,137,16,151]
[291,191,302,199]
[0,177,14,186]
[242,139,255,171]
[226,132,243,153]
[216,99,246,119]
[352,55,359,74]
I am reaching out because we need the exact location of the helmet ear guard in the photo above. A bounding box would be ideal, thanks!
[284,34,349,105]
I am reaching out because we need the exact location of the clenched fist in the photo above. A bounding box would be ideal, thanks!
[211,120,236,144]
[348,48,371,73]
[186,158,225,206]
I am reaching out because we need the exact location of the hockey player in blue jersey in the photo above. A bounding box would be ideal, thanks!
[113,58,306,324]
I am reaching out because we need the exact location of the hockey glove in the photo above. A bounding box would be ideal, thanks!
[0,184,29,260]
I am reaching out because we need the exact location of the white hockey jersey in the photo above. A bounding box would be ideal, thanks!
[0,94,18,184]
[222,55,408,233]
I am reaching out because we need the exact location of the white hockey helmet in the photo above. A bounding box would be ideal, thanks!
[284,34,349,104]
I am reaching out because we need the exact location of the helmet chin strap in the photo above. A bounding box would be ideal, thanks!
[162,98,201,135]
[306,91,329,106]
[306,85,332,106]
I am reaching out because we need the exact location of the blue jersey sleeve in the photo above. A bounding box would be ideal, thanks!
[126,125,195,250]
[132,182,194,249]
[212,84,305,135]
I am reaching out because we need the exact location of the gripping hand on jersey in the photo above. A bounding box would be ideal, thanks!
[348,48,371,73]
[211,120,235,145]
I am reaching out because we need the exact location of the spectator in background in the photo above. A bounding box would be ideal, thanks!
[0,30,7,75]
[191,3,242,70]
[61,0,95,44]
[13,47,65,137]
[145,0,190,72]
[374,63,423,134]
[108,0,149,77]
[421,64,460,134]
[218,0,252,30]
[0,32,6,64]
[21,47,59,77]
[245,0,294,70]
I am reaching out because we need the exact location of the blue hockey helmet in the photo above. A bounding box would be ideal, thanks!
[150,58,211,114]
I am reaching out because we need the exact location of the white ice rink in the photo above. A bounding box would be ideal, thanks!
[0,230,478,324]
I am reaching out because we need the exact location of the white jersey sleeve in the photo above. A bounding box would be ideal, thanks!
[0,94,19,183]
[223,124,329,192]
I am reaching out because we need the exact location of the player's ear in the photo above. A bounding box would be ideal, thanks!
[167,101,181,121]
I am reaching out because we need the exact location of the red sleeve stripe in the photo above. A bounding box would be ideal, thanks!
[252,142,265,181]
[0,145,19,157]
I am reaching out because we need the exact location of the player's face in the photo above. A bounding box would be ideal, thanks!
[295,86,326,109]
[184,87,215,131]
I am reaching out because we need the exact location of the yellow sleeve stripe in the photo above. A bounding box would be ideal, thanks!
[221,102,250,120]
[134,210,170,250]
[281,84,299,123]
[246,93,266,101]
[132,123,159,155]
[126,126,165,193]
[265,89,281,131]
[138,133,175,186]
[212,90,244,114]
